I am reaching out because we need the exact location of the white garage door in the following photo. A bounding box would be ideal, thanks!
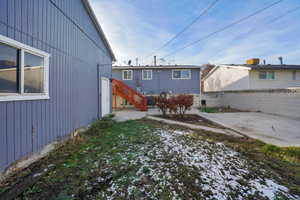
[101,77,110,117]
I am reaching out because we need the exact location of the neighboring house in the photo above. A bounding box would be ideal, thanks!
[112,65,202,108]
[203,64,300,92]
[200,64,214,92]
[0,0,115,175]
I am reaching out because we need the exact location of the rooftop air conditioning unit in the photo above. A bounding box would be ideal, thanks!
[246,58,260,65]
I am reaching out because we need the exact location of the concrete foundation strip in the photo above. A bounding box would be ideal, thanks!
[146,116,244,137]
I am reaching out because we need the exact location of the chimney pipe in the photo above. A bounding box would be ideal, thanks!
[278,57,283,65]
[136,58,138,66]
[154,56,157,66]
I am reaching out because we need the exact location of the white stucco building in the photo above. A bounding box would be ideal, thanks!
[203,64,300,92]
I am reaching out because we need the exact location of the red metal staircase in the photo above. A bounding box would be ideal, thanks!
[112,79,148,111]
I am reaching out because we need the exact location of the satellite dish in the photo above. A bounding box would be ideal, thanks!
[128,60,132,66]
[160,58,166,62]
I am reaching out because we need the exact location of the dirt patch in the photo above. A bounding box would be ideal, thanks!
[153,114,224,129]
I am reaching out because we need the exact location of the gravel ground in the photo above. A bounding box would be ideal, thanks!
[87,128,299,200]
[5,119,299,200]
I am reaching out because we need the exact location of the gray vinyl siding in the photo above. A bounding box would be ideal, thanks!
[112,68,200,94]
[0,0,112,172]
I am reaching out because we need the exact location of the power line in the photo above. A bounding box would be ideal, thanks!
[144,0,220,60]
[268,5,300,23]
[161,0,284,59]
[175,2,299,64]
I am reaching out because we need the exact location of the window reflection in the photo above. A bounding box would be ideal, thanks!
[173,71,181,78]
[173,70,190,79]
[24,52,44,93]
[181,70,190,78]
[0,43,19,93]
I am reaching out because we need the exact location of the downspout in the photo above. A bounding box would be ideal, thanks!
[97,64,101,119]
[199,69,202,95]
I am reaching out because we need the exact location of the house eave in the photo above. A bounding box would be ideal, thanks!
[112,66,202,70]
[203,64,252,81]
[222,64,300,70]
[81,0,116,61]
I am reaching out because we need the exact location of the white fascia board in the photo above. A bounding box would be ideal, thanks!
[218,64,252,70]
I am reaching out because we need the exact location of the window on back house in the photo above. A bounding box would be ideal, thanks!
[142,70,152,80]
[0,34,50,102]
[172,69,191,79]
[259,71,275,80]
[122,70,133,80]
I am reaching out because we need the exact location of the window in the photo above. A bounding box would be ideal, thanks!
[121,98,130,105]
[0,34,49,102]
[24,52,44,93]
[172,69,191,79]
[259,71,275,80]
[142,70,152,80]
[0,43,19,93]
[122,70,133,80]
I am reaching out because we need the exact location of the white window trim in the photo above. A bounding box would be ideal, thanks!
[142,70,152,80]
[122,70,133,80]
[0,34,50,102]
[172,69,191,80]
[258,71,275,80]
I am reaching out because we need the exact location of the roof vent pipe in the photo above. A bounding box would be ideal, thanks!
[278,57,283,65]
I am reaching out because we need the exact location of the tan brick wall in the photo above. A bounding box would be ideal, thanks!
[202,89,300,119]
[200,93,223,107]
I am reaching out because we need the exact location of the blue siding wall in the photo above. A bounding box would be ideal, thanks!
[0,0,112,172]
[112,69,200,94]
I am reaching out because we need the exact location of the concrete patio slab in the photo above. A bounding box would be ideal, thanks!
[113,108,200,122]
[198,112,300,147]
[113,109,165,122]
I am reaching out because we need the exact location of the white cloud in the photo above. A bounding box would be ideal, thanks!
[91,0,300,65]
[91,0,175,65]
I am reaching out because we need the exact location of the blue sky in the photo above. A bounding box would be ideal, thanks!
[90,0,300,66]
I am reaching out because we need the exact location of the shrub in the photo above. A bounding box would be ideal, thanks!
[176,94,194,118]
[168,96,179,115]
[153,94,169,116]
[154,94,194,118]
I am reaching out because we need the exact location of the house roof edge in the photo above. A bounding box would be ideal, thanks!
[82,0,116,61]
